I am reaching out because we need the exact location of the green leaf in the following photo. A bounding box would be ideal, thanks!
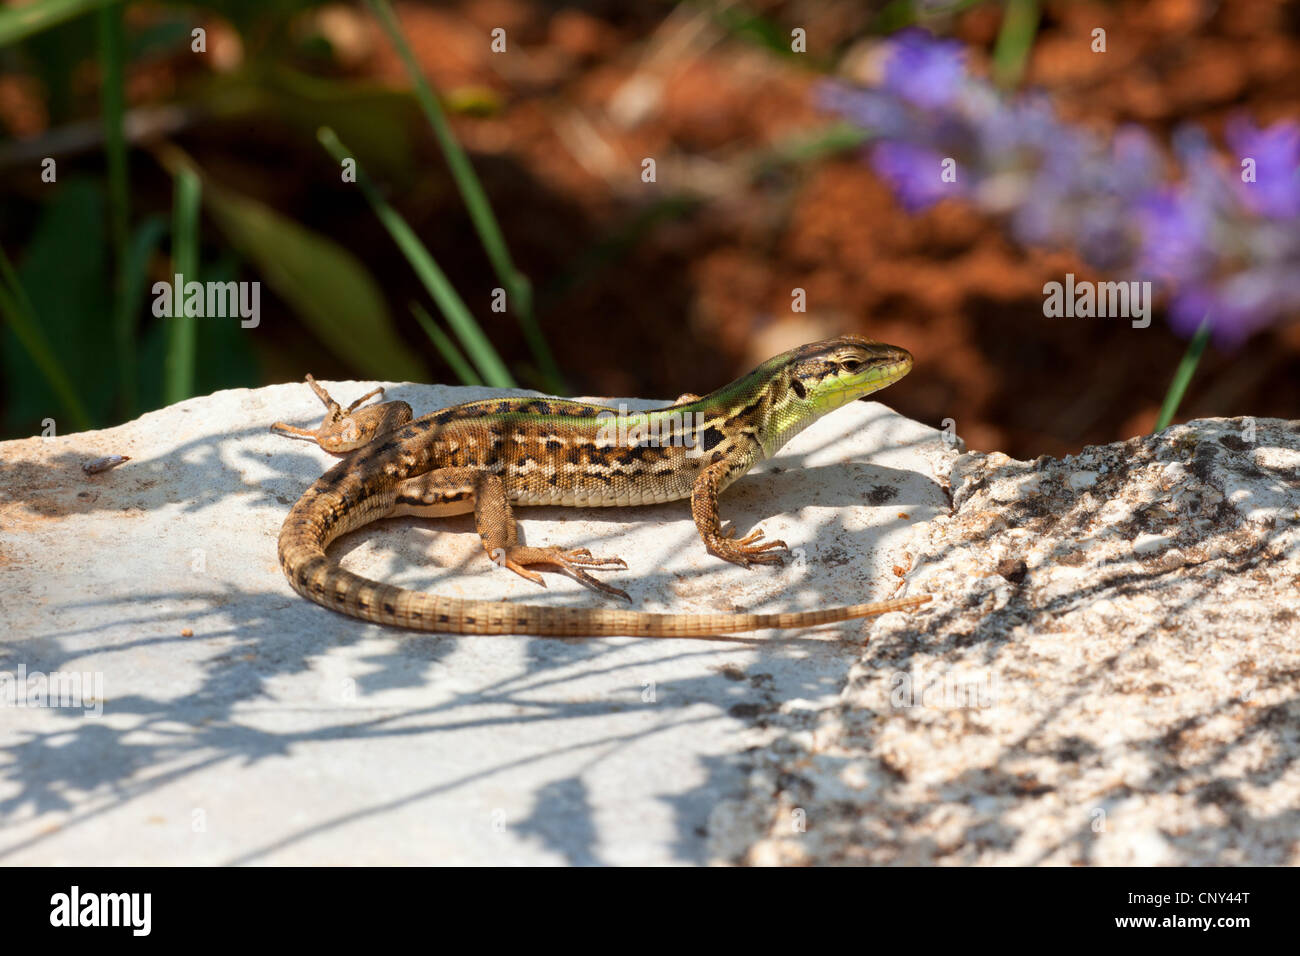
[193,66,419,184]
[156,146,427,383]
[872,0,986,32]
[410,302,482,386]
[364,0,562,391]
[0,0,115,48]
[164,164,201,404]
[1154,317,1212,432]
[1,179,109,433]
[119,215,169,417]
[317,127,510,387]
[98,0,133,415]
[193,255,260,397]
[993,0,1041,89]
[134,255,260,413]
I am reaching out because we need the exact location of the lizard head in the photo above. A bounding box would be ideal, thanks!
[785,335,914,408]
[755,335,914,457]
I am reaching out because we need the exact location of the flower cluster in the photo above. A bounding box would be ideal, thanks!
[817,29,1300,346]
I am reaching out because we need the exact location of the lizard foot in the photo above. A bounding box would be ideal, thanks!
[270,374,412,454]
[710,526,789,568]
[499,546,631,602]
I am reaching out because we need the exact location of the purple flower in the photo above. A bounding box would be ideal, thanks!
[984,94,1062,156]
[871,141,961,211]
[1172,123,1214,166]
[1136,189,1215,284]
[1170,268,1300,347]
[1167,286,1220,340]
[1225,116,1300,219]
[883,29,967,109]
[818,29,1300,347]
[814,82,909,139]
[1076,206,1134,270]
[1108,126,1165,198]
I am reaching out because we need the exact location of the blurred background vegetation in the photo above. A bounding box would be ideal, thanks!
[1,0,1297,456]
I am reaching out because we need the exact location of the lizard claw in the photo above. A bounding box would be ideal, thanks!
[500,545,630,601]
[557,567,631,602]
[711,526,789,568]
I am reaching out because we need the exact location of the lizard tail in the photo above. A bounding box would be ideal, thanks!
[278,473,930,638]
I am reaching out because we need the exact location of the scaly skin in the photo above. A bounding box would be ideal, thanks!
[272,336,930,638]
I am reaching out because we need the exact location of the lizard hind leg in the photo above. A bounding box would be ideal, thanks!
[470,472,631,601]
[393,469,630,601]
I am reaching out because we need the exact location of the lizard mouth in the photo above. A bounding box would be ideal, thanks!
[855,356,913,400]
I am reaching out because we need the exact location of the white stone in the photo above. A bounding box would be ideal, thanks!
[0,383,949,865]
[1132,533,1174,555]
[1068,470,1099,491]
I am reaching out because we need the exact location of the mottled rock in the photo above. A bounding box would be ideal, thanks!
[710,418,1300,866]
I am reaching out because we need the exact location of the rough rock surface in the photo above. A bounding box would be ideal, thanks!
[0,382,945,865]
[709,417,1300,865]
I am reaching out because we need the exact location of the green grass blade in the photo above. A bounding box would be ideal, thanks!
[121,216,168,412]
[318,126,515,388]
[873,0,986,32]
[410,303,484,386]
[97,0,133,416]
[0,246,91,430]
[363,0,562,392]
[1153,317,1212,432]
[164,166,201,404]
[155,143,429,384]
[0,0,116,47]
[752,122,871,174]
[993,0,1040,88]
[706,1,802,59]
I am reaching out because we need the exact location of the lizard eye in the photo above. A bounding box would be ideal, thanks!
[840,359,864,373]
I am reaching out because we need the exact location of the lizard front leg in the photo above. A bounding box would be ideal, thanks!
[691,458,789,567]
[270,374,413,454]
[395,468,630,600]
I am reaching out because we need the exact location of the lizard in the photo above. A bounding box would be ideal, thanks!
[271,335,931,638]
